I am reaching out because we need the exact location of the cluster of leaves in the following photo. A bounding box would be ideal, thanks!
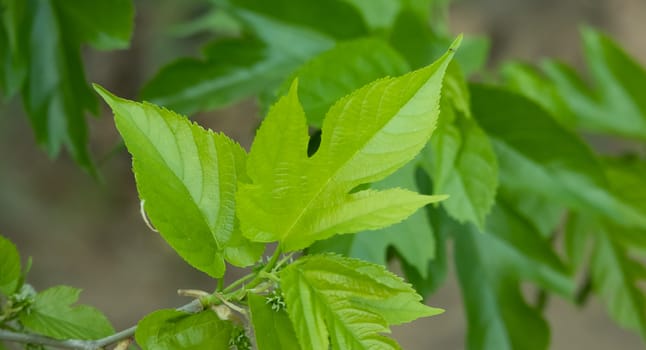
[2,0,646,349]
[499,28,646,342]
[93,35,457,348]
[138,1,646,348]
[0,236,115,347]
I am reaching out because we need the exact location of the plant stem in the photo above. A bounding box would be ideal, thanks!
[221,273,256,294]
[245,247,282,291]
[0,300,203,350]
[0,250,289,349]
[274,252,295,272]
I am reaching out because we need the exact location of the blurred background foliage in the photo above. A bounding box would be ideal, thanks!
[1,0,646,349]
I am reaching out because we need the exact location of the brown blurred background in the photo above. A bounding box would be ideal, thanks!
[1,0,645,348]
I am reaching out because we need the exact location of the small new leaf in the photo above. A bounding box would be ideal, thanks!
[135,309,232,350]
[19,286,114,340]
[95,85,262,278]
[238,38,460,251]
[281,254,442,349]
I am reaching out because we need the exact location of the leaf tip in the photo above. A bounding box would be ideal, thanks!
[288,78,299,94]
[92,84,121,108]
[428,194,449,203]
[427,306,445,317]
[449,34,464,54]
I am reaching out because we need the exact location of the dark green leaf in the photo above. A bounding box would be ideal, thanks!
[500,62,577,128]
[21,0,96,170]
[341,0,400,31]
[141,26,332,115]
[19,286,114,340]
[564,213,593,272]
[499,190,564,239]
[602,156,646,227]
[389,9,444,69]
[0,0,27,98]
[1,0,134,170]
[248,293,300,350]
[54,0,134,50]
[227,0,367,40]
[471,84,646,229]
[0,235,21,296]
[277,38,409,127]
[136,310,232,350]
[590,227,646,340]
[455,203,573,350]
[539,28,646,139]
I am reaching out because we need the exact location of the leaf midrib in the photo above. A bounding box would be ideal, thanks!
[296,268,390,350]
[127,110,223,250]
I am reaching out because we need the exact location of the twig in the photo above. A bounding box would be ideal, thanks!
[0,299,203,349]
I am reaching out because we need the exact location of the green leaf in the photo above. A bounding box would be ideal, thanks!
[455,203,573,350]
[54,0,134,50]
[310,159,436,278]
[248,293,300,350]
[470,84,646,229]
[500,190,564,239]
[95,86,262,277]
[427,65,497,228]
[238,40,459,251]
[142,33,330,115]
[19,286,114,340]
[0,0,134,170]
[589,227,646,340]
[0,235,21,296]
[0,2,27,99]
[141,4,337,115]
[500,62,577,128]
[399,196,456,296]
[19,0,96,169]
[389,9,443,69]
[564,213,594,272]
[341,0,401,31]
[454,35,490,77]
[277,38,410,127]
[281,254,441,349]
[135,310,232,350]
[602,156,646,228]
[525,28,646,139]
[227,0,368,40]
[429,115,498,228]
